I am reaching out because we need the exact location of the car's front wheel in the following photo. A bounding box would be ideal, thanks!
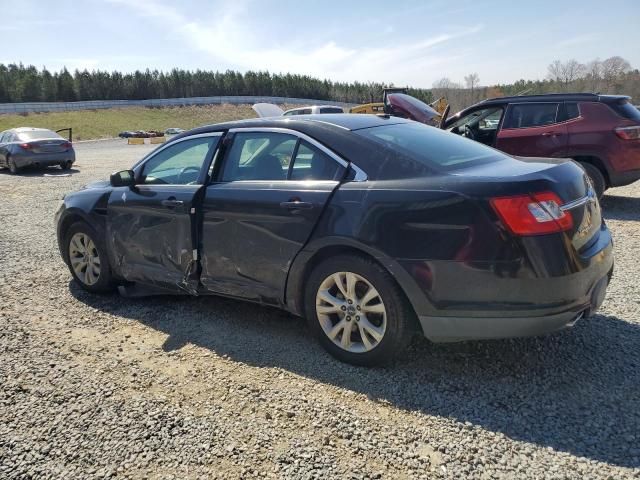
[305,255,415,366]
[64,222,115,293]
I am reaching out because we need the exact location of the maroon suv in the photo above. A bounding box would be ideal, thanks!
[443,93,640,197]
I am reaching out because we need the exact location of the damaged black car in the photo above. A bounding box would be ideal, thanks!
[56,114,613,365]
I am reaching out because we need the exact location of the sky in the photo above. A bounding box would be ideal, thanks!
[2,0,639,88]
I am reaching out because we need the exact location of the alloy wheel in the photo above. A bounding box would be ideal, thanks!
[315,271,387,353]
[68,232,101,286]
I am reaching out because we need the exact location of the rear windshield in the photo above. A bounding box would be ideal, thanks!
[355,122,507,171]
[17,130,62,141]
[609,100,640,121]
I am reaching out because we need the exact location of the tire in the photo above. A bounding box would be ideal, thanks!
[580,162,606,200]
[304,254,415,366]
[8,157,18,174]
[60,160,72,170]
[63,222,115,293]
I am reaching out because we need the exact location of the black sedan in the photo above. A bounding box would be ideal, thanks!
[55,114,613,365]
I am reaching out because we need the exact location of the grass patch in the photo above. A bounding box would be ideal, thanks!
[0,104,259,141]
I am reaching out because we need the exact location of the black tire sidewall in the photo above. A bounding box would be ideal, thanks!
[60,161,72,170]
[304,255,413,366]
[63,222,115,293]
[8,157,17,174]
[580,162,606,199]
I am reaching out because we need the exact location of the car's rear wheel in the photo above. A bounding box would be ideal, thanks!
[60,160,72,170]
[8,157,18,174]
[580,162,606,200]
[304,255,415,366]
[64,222,115,293]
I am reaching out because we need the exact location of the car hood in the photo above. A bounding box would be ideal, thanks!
[80,179,111,190]
[252,103,284,118]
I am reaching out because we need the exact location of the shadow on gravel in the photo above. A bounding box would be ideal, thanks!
[71,283,640,469]
[0,167,80,177]
[601,194,640,221]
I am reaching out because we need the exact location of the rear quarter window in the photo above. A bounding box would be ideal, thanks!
[608,100,640,121]
[356,122,507,173]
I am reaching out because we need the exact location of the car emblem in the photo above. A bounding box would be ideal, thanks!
[121,192,127,203]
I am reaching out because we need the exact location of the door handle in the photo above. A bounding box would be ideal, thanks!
[161,199,184,208]
[280,200,313,210]
[541,131,559,137]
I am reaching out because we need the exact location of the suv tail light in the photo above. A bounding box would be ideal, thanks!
[615,126,640,140]
[19,143,33,150]
[491,192,573,236]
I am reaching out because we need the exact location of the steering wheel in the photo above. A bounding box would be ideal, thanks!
[463,124,477,141]
[177,166,201,184]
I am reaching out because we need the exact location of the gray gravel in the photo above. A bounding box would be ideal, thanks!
[1,139,639,479]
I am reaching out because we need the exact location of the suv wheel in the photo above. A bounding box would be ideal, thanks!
[579,162,606,199]
[304,255,415,366]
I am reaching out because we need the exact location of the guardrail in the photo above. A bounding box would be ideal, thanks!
[0,96,356,114]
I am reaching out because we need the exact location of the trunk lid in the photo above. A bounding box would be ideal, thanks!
[454,156,601,252]
[23,138,71,154]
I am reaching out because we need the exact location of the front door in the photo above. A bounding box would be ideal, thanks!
[495,102,568,158]
[200,129,346,304]
[106,133,221,292]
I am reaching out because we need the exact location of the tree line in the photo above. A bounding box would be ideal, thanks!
[431,56,639,112]
[0,56,637,110]
[0,64,433,105]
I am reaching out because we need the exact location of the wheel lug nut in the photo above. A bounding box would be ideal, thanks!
[346,316,351,321]
[341,306,346,311]
[356,316,360,321]
[348,299,353,304]
[356,305,361,310]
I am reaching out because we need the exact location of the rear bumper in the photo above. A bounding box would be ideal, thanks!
[608,168,640,188]
[420,273,610,342]
[13,151,75,168]
[405,227,614,342]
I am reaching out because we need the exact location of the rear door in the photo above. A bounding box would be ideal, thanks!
[106,133,221,292]
[496,102,568,157]
[200,128,346,304]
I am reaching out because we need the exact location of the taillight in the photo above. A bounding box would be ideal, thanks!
[490,192,573,236]
[19,143,33,150]
[61,141,72,149]
[615,126,640,140]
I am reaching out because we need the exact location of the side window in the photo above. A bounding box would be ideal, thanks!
[220,132,296,181]
[0,133,6,143]
[319,107,344,114]
[565,102,580,120]
[141,136,218,185]
[448,107,503,133]
[290,141,344,181]
[503,103,560,129]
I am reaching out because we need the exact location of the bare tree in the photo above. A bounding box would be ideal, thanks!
[432,77,464,111]
[464,73,480,102]
[547,59,585,90]
[584,59,602,92]
[601,56,631,92]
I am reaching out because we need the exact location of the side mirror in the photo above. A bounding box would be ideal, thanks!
[110,169,135,187]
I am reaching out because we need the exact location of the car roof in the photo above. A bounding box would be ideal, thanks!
[477,93,630,106]
[187,113,411,135]
[9,127,55,133]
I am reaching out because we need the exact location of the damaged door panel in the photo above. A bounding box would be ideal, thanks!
[199,128,346,304]
[106,133,222,293]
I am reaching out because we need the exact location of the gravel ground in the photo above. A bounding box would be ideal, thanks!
[0,139,639,479]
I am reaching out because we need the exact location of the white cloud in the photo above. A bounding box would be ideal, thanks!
[106,0,483,87]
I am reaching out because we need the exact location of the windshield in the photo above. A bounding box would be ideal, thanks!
[17,130,62,141]
[355,122,507,171]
